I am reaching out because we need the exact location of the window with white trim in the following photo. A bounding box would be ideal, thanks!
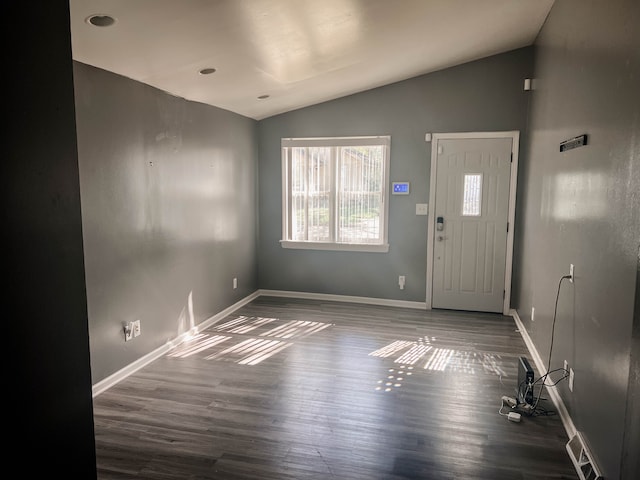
[281,136,390,252]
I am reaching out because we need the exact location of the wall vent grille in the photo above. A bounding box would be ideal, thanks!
[566,431,602,480]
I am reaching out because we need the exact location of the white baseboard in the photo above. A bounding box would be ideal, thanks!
[92,291,260,397]
[510,308,576,439]
[90,290,451,396]
[93,289,423,396]
[198,291,261,331]
[258,289,427,310]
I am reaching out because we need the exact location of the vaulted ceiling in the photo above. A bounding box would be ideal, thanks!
[69,0,554,120]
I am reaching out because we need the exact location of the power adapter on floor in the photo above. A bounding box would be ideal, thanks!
[507,412,521,423]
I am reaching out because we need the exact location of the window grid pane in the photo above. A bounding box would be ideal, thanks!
[308,147,330,241]
[462,174,482,216]
[290,147,332,241]
[290,148,306,241]
[283,136,389,249]
[338,146,383,243]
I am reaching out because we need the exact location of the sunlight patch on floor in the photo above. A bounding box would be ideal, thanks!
[168,334,231,358]
[370,335,508,392]
[168,316,332,365]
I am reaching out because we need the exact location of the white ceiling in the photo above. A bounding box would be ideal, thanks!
[69,0,554,120]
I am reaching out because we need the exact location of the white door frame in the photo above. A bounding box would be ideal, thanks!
[425,131,519,315]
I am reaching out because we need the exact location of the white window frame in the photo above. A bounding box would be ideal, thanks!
[281,135,390,253]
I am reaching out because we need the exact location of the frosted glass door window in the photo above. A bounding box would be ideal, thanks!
[462,174,482,216]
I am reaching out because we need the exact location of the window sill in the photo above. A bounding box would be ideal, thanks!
[280,240,389,253]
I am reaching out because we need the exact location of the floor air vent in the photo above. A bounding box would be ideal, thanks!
[566,431,602,480]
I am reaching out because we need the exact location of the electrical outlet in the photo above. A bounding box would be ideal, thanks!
[124,323,133,342]
[569,368,574,391]
[569,264,574,283]
[233,277,238,289]
[531,307,535,321]
[398,275,406,290]
[132,319,141,337]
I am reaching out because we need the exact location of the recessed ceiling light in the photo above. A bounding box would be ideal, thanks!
[86,14,116,27]
[199,68,217,75]
[257,95,270,99]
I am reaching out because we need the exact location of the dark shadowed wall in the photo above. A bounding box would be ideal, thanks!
[512,1,640,478]
[6,1,96,477]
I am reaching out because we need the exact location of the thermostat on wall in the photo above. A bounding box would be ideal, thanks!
[392,182,410,194]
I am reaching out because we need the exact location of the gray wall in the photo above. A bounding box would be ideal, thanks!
[512,1,640,478]
[624,247,640,479]
[257,48,533,301]
[73,63,259,384]
[6,1,96,476]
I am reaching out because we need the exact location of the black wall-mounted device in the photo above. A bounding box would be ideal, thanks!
[559,134,587,152]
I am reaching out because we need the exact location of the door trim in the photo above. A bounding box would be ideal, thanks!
[425,131,519,315]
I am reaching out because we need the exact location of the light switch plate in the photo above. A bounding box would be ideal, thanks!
[416,203,429,215]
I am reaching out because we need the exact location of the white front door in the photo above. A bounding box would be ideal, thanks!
[429,135,515,313]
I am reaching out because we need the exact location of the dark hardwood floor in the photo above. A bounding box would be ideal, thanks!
[93,296,578,479]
